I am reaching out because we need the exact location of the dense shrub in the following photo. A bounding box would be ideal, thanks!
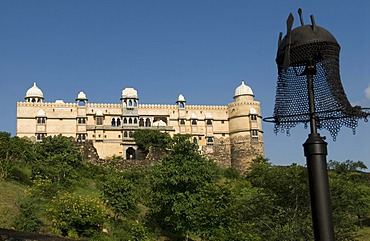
[9,165,32,185]
[12,197,43,232]
[49,193,108,238]
[101,173,139,218]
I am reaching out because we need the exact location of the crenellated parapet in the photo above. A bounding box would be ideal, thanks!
[17,101,78,108]
[139,104,177,109]
[87,103,122,108]
[186,105,228,110]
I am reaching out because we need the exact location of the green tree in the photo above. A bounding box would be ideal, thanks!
[246,158,370,241]
[192,180,262,241]
[329,160,370,232]
[245,158,313,240]
[49,192,108,238]
[34,135,83,188]
[0,132,37,179]
[132,129,171,156]
[328,160,367,174]
[147,134,219,238]
[101,172,139,218]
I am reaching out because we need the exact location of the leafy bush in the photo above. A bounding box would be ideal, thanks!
[9,165,32,185]
[101,173,139,218]
[12,197,43,232]
[33,135,83,188]
[91,219,149,241]
[49,193,108,238]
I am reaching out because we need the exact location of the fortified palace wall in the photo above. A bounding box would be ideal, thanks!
[16,81,264,171]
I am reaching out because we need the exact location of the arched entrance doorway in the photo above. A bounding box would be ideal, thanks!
[126,147,136,160]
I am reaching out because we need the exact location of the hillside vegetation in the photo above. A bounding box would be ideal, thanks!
[0,130,370,240]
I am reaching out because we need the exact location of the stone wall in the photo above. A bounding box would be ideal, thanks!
[201,144,231,169]
[78,139,262,172]
[231,141,264,172]
[76,140,100,163]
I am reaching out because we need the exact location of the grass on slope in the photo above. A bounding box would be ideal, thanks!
[0,180,27,228]
[356,227,370,241]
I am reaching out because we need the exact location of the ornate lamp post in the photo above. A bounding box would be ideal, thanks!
[264,9,368,241]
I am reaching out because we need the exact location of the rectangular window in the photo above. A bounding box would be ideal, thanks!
[251,114,257,121]
[78,118,86,124]
[37,117,46,125]
[207,137,214,146]
[36,133,46,141]
[206,119,213,126]
[191,119,197,126]
[76,133,86,142]
[251,130,258,142]
[96,117,103,125]
[180,119,186,126]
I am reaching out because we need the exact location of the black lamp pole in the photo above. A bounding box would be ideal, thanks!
[303,61,335,241]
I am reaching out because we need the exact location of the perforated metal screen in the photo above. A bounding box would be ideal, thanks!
[272,41,367,139]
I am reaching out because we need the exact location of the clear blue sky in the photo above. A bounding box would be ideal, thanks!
[1,0,370,167]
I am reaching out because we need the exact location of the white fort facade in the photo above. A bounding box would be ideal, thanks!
[16,81,264,171]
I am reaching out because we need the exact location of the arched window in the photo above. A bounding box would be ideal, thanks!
[129,118,133,124]
[192,119,197,126]
[124,131,128,137]
[128,100,132,106]
[134,118,137,124]
[123,118,127,124]
[134,100,138,107]
[145,118,151,127]
[179,102,185,108]
[139,118,144,127]
[193,137,198,143]
[206,119,212,126]
[78,101,86,106]
[117,118,121,126]
[111,118,116,127]
[207,137,214,145]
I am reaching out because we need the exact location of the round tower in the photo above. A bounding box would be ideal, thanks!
[228,81,264,172]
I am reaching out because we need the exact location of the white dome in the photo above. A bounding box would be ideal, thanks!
[249,108,257,114]
[152,120,167,127]
[36,109,45,116]
[121,87,138,99]
[25,82,44,99]
[76,91,88,100]
[234,80,253,97]
[177,94,186,102]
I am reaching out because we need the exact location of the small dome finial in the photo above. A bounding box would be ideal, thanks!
[25,82,44,100]
[234,80,254,98]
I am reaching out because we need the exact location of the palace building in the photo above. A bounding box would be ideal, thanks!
[16,81,264,171]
